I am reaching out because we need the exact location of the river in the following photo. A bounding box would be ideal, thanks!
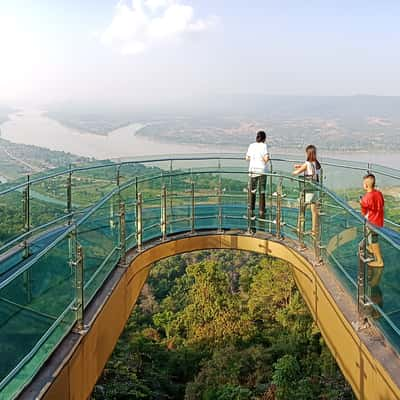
[1,109,399,169]
[0,110,216,159]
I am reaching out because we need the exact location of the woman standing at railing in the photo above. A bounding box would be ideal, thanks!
[292,145,322,237]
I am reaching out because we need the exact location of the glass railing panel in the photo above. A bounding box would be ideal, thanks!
[0,191,24,249]
[118,160,171,186]
[189,172,218,231]
[218,156,247,173]
[138,176,163,243]
[364,230,400,353]
[72,164,118,209]
[119,183,137,250]
[319,163,366,203]
[280,176,302,240]
[30,176,68,233]
[171,158,221,174]
[269,157,297,175]
[168,186,191,235]
[142,205,161,242]
[320,191,363,300]
[78,196,120,305]
[0,236,76,399]
[220,171,247,231]
[166,172,193,235]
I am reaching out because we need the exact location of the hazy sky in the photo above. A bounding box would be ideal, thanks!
[1,0,400,106]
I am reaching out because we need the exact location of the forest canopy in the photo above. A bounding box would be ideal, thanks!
[92,250,354,400]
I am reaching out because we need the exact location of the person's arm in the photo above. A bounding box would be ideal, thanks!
[262,143,269,163]
[246,145,251,161]
[292,163,307,176]
[360,195,368,216]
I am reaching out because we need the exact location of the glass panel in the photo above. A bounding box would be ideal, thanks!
[0,191,24,248]
[168,171,191,235]
[320,191,363,300]
[119,160,169,185]
[221,171,247,231]
[30,176,68,231]
[0,237,75,398]
[364,231,400,353]
[78,195,120,305]
[191,171,218,231]
[281,176,302,240]
[120,183,137,250]
[73,164,117,209]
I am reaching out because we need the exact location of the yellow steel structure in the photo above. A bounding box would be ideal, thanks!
[34,233,400,400]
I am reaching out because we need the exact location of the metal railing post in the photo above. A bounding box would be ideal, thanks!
[109,198,115,229]
[314,198,322,262]
[23,268,32,304]
[75,244,84,331]
[298,177,306,247]
[67,165,73,225]
[269,162,273,233]
[169,160,173,220]
[116,165,121,188]
[119,202,126,265]
[358,225,367,315]
[246,178,253,234]
[276,177,283,239]
[22,175,30,259]
[70,227,84,332]
[191,181,195,233]
[136,192,143,252]
[161,185,167,241]
[357,222,372,319]
[217,175,223,233]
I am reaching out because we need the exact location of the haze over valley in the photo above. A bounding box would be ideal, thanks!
[1,95,400,179]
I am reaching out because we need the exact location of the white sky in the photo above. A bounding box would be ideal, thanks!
[1,0,400,107]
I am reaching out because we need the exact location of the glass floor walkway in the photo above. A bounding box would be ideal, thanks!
[0,154,400,399]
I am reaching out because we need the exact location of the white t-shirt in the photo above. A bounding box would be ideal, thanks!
[305,161,320,181]
[246,142,269,175]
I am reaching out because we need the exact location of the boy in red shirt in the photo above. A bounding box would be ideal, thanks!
[360,174,384,267]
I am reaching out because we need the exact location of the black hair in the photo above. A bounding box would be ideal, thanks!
[256,131,266,143]
[306,144,321,170]
[363,173,376,188]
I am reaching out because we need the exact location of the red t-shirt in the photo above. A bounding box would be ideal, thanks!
[361,189,384,227]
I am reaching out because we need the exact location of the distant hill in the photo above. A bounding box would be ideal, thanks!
[46,95,400,150]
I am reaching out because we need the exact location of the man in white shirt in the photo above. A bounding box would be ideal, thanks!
[246,131,270,225]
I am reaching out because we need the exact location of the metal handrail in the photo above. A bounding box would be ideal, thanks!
[2,167,396,291]
[2,154,400,197]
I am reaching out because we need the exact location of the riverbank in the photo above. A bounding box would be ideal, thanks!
[1,109,400,169]
[0,110,213,159]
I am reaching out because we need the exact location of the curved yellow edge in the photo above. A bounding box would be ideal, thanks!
[40,234,400,400]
